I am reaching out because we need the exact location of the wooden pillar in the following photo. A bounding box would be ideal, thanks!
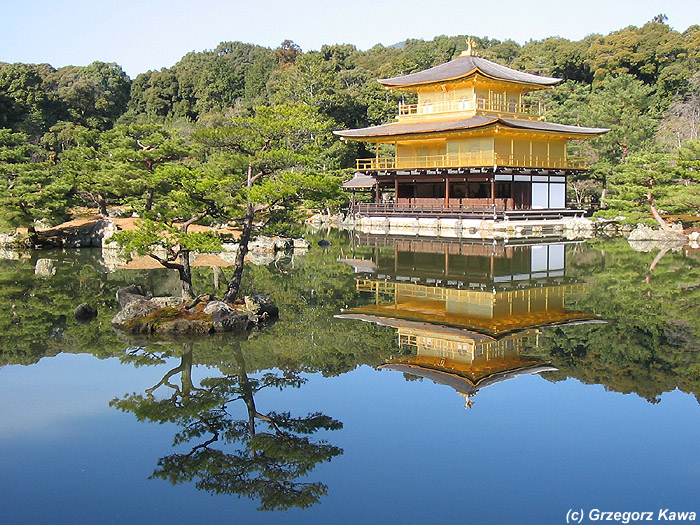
[394,243,398,274]
[445,178,450,205]
[395,177,399,201]
[490,175,495,205]
[375,182,380,204]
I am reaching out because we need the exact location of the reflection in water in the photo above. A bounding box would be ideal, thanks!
[111,340,343,511]
[379,326,555,408]
[340,237,598,407]
[1,235,699,522]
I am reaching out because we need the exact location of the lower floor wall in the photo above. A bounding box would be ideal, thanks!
[381,176,567,210]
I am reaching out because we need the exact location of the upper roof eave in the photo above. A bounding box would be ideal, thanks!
[378,55,562,89]
[333,116,610,141]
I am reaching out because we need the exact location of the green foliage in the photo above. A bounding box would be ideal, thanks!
[112,219,222,259]
[585,20,690,89]
[51,62,131,130]
[0,61,130,136]
[128,42,277,120]
[195,103,346,223]
[0,129,72,230]
[531,240,700,403]
[602,151,673,214]
[110,159,234,297]
[598,145,700,220]
[59,123,193,215]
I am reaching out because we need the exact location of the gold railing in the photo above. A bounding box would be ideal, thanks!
[398,97,542,119]
[356,153,587,170]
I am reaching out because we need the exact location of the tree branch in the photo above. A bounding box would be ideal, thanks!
[148,253,182,270]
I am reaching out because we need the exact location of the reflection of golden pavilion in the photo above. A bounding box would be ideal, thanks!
[382,323,556,407]
[339,239,596,406]
[342,240,594,337]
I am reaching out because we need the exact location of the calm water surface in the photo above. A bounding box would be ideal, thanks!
[1,233,699,524]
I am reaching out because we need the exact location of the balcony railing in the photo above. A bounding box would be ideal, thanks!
[398,97,542,119]
[356,153,587,171]
[352,202,585,220]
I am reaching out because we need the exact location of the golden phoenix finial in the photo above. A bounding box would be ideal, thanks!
[461,37,477,57]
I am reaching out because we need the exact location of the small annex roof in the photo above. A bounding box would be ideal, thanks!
[378,55,562,89]
[342,172,377,188]
[334,115,609,141]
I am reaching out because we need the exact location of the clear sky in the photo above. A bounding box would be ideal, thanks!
[1,0,699,78]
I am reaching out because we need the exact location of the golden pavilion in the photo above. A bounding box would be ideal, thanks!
[335,44,608,220]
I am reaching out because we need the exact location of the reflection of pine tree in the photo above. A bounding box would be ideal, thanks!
[111,342,343,511]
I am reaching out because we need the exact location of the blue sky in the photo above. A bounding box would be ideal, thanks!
[1,0,699,78]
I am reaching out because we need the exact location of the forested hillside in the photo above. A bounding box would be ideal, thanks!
[2,16,700,229]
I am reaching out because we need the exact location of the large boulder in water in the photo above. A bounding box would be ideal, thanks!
[111,298,162,327]
[246,294,279,320]
[111,288,276,335]
[116,284,147,308]
[74,303,97,321]
[627,224,687,241]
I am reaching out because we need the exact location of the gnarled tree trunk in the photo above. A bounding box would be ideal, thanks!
[646,192,673,231]
[223,164,255,303]
[177,250,195,301]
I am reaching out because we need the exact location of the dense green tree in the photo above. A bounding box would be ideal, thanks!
[112,162,232,300]
[549,74,659,164]
[599,151,675,227]
[585,19,689,88]
[669,140,700,216]
[596,142,700,224]
[128,42,277,121]
[514,36,593,82]
[268,45,376,130]
[50,62,131,130]
[193,103,345,301]
[0,129,71,234]
[60,123,192,215]
[0,63,55,135]
[128,69,181,118]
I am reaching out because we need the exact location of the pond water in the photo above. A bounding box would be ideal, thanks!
[1,232,699,524]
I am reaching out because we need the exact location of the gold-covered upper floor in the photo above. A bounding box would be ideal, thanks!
[355,151,587,171]
[334,53,609,173]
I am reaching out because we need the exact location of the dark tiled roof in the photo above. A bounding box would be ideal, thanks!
[342,172,377,188]
[335,115,497,138]
[379,55,562,88]
[500,118,610,134]
[334,116,609,140]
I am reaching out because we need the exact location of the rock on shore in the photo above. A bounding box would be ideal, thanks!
[111,286,278,335]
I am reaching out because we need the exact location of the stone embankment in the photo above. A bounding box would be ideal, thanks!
[0,218,311,270]
[308,212,699,246]
[111,284,278,335]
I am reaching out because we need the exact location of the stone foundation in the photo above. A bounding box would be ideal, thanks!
[348,215,597,240]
